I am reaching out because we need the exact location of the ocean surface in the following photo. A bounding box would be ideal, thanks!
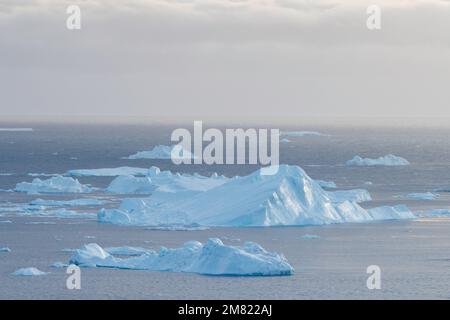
[0,122,449,299]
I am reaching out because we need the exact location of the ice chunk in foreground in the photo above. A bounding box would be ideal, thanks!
[15,176,92,194]
[346,154,410,166]
[69,239,294,276]
[66,167,148,177]
[125,145,194,160]
[99,165,414,227]
[12,267,48,276]
[106,166,229,194]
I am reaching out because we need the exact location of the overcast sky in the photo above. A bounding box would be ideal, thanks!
[0,0,449,121]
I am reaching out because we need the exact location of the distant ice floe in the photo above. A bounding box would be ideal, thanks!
[12,267,48,276]
[346,154,410,166]
[30,198,107,207]
[106,166,229,195]
[50,262,68,268]
[301,234,321,239]
[0,128,33,132]
[69,239,294,276]
[66,167,148,177]
[124,145,194,160]
[405,192,439,201]
[0,247,11,252]
[280,131,329,137]
[316,180,337,189]
[0,220,12,224]
[435,186,450,192]
[105,246,153,256]
[415,209,450,218]
[98,165,414,227]
[15,176,92,194]
[27,173,59,177]
[0,173,13,176]
[19,208,94,219]
[280,138,291,143]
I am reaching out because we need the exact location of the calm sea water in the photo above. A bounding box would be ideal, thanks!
[0,122,449,299]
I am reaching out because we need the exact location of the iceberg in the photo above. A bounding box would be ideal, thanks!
[405,192,439,201]
[280,131,328,137]
[15,176,92,194]
[125,145,194,160]
[69,239,294,276]
[301,234,320,239]
[98,165,414,227]
[346,154,410,166]
[106,166,229,194]
[316,180,337,189]
[12,267,48,276]
[66,167,148,177]
[30,198,107,207]
[415,209,450,217]
[0,247,11,252]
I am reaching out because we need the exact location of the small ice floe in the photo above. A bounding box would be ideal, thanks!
[30,198,107,207]
[28,173,59,177]
[19,209,94,219]
[405,192,439,201]
[346,154,410,166]
[435,186,450,192]
[0,128,33,132]
[26,221,57,225]
[301,234,321,239]
[12,267,48,276]
[415,209,450,218]
[145,224,209,231]
[50,262,68,268]
[62,248,77,253]
[0,247,11,252]
[69,239,294,276]
[316,180,337,189]
[0,173,13,176]
[280,138,291,143]
[15,176,92,194]
[327,189,372,203]
[280,131,329,137]
[84,235,96,239]
[66,167,148,177]
[0,220,12,224]
[0,189,13,193]
[124,144,194,160]
[364,181,373,186]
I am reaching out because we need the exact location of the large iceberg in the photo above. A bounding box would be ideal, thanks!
[15,176,92,194]
[124,145,194,160]
[66,167,148,177]
[98,165,414,227]
[69,239,294,276]
[346,154,410,166]
[106,166,229,194]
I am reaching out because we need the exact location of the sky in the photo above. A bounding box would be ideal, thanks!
[0,0,449,122]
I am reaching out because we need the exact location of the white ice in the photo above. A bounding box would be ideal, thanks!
[346,154,410,166]
[69,239,294,276]
[12,267,48,276]
[66,167,148,177]
[15,176,92,194]
[98,165,414,227]
[124,144,194,160]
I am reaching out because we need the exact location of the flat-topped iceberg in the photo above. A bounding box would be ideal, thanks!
[106,166,229,194]
[125,145,194,160]
[69,239,294,276]
[12,267,48,276]
[66,167,148,177]
[15,176,92,194]
[346,154,410,166]
[98,165,414,227]
[280,131,328,137]
[30,198,107,207]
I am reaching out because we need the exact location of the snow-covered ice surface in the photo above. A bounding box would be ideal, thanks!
[12,267,48,276]
[15,176,92,194]
[106,167,229,195]
[124,145,194,160]
[66,167,148,177]
[70,239,294,276]
[99,165,411,227]
[346,154,410,166]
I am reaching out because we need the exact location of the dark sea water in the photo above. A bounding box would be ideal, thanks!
[0,122,449,299]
